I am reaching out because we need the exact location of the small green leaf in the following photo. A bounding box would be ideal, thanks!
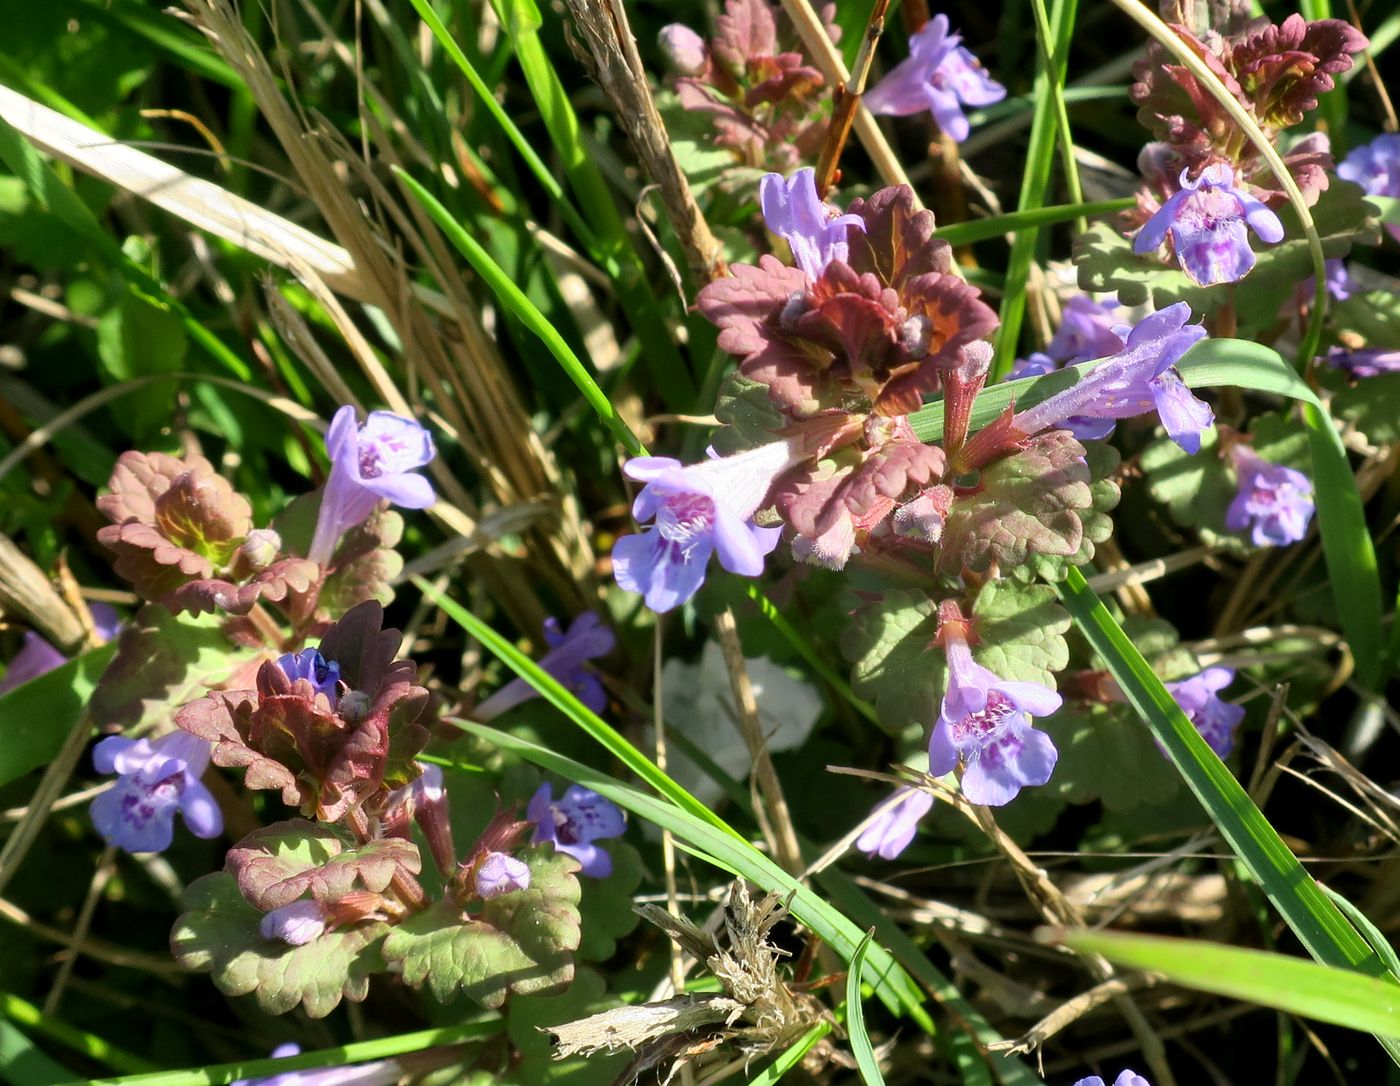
[711,372,787,456]
[1331,372,1400,446]
[1058,927,1400,1038]
[971,580,1071,687]
[842,589,940,739]
[171,872,389,1018]
[577,841,643,961]
[1041,702,1180,810]
[381,846,581,1008]
[506,968,628,1086]
[939,430,1095,574]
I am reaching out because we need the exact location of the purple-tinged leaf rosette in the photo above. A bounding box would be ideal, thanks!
[308,407,435,568]
[855,786,933,860]
[929,607,1061,806]
[863,14,1005,142]
[528,784,625,878]
[759,168,864,280]
[1225,446,1314,546]
[1134,163,1284,286]
[613,439,807,612]
[1009,303,1211,454]
[1338,134,1400,241]
[1166,668,1246,758]
[91,731,223,853]
[473,612,615,718]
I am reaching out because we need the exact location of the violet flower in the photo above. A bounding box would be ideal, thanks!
[384,761,456,873]
[275,648,341,705]
[1008,353,1116,443]
[260,900,328,946]
[1012,303,1212,453]
[527,783,625,877]
[863,14,1005,142]
[1326,345,1400,378]
[473,612,615,719]
[1339,133,1400,242]
[1,603,121,696]
[1046,295,1124,364]
[759,168,865,281]
[232,1044,401,1086]
[612,440,803,613]
[90,731,222,853]
[1073,1073,1150,1086]
[1225,447,1315,547]
[855,787,933,860]
[1166,668,1245,758]
[307,406,436,567]
[475,852,531,899]
[930,631,1061,806]
[658,23,707,75]
[1134,163,1285,286]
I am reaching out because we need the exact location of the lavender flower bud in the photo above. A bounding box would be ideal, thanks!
[658,24,707,75]
[237,528,282,573]
[259,900,328,946]
[475,852,531,899]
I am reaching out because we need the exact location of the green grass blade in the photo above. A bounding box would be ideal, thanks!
[931,198,1133,247]
[846,931,887,1086]
[1321,885,1400,983]
[1058,929,1400,1038]
[66,1022,502,1086]
[0,1017,76,1086]
[1056,567,1400,1069]
[394,169,646,457]
[0,991,154,1075]
[411,576,729,835]
[991,0,1077,379]
[453,722,931,1023]
[745,1022,833,1086]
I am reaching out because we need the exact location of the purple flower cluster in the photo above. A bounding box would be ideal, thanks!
[1225,447,1315,547]
[1339,133,1400,242]
[473,612,615,719]
[1074,1072,1149,1086]
[1134,163,1284,286]
[91,731,223,853]
[275,648,341,704]
[863,14,1005,142]
[1167,668,1245,758]
[855,787,933,860]
[613,440,803,613]
[930,629,1062,807]
[308,406,436,567]
[1009,296,1123,442]
[759,168,864,281]
[527,783,625,877]
[1013,303,1212,454]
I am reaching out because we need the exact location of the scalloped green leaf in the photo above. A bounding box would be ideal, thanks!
[1331,372,1400,446]
[938,430,1095,575]
[972,580,1071,687]
[226,819,422,911]
[1021,442,1121,583]
[170,872,388,1018]
[381,845,581,1008]
[841,589,940,739]
[1040,702,1182,811]
[577,841,643,961]
[711,371,788,457]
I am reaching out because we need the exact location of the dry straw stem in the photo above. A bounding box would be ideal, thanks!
[777,0,916,200]
[560,0,728,284]
[0,532,90,653]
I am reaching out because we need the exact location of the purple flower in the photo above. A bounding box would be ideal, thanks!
[1,603,121,695]
[1326,345,1400,377]
[527,783,625,878]
[385,762,455,873]
[1225,447,1315,547]
[1134,163,1285,286]
[658,23,707,75]
[1339,133,1400,242]
[1012,303,1212,453]
[275,648,341,704]
[260,900,328,946]
[90,731,222,853]
[855,787,933,860]
[308,406,436,566]
[759,169,865,281]
[863,14,1005,142]
[1047,295,1123,363]
[1166,668,1245,758]
[233,1044,401,1086]
[475,852,531,899]
[1074,1073,1150,1086]
[612,440,802,613]
[473,612,615,720]
[1008,352,1117,443]
[930,633,1061,806]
